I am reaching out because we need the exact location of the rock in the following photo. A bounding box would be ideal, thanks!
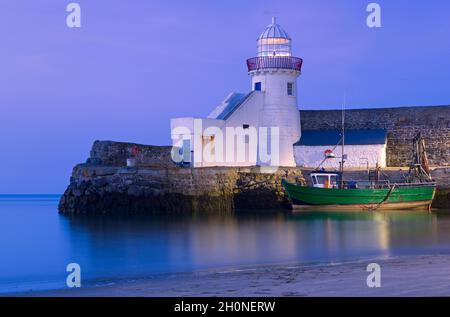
[92,178,107,187]
[127,186,143,197]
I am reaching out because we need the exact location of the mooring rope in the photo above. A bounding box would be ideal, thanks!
[363,184,397,211]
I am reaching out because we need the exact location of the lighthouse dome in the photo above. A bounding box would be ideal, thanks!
[257,17,292,57]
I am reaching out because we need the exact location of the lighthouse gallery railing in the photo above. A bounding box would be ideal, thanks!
[246,56,303,72]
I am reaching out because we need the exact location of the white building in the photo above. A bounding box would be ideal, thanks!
[171,17,302,168]
[170,18,388,169]
[294,129,387,169]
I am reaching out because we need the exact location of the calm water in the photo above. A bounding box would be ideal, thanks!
[2,195,450,293]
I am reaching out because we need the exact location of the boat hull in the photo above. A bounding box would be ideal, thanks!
[282,181,436,211]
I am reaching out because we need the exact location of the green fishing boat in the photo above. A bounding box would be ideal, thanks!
[282,172,436,211]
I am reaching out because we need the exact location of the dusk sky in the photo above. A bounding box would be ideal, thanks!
[1,0,449,193]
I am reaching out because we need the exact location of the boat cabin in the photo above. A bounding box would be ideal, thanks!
[311,172,340,188]
[310,171,361,189]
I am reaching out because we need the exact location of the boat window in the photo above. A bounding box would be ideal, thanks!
[316,175,328,185]
[330,175,338,185]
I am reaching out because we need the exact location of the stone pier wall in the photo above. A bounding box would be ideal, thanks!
[59,163,304,214]
[59,140,450,214]
[88,140,177,168]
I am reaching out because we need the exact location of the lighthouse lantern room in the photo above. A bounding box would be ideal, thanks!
[257,17,292,57]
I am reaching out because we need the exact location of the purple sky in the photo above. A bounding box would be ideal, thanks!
[0,0,449,194]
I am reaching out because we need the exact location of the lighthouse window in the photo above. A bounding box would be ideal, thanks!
[287,83,294,96]
[254,82,262,91]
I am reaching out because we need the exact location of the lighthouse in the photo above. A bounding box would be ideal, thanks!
[171,18,303,168]
[247,17,302,167]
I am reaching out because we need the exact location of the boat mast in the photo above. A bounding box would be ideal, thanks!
[340,95,346,188]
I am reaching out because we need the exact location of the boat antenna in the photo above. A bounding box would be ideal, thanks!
[340,94,346,188]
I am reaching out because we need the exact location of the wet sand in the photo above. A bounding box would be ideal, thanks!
[12,255,450,297]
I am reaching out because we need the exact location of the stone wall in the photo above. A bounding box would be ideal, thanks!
[59,163,304,214]
[88,140,177,168]
[300,106,450,166]
[60,140,305,214]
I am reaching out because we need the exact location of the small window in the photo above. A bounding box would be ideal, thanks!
[287,82,294,96]
[182,139,191,162]
[330,175,338,187]
[316,175,328,185]
[254,82,262,91]
[243,124,250,129]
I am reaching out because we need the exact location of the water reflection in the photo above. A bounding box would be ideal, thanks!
[2,197,450,293]
[61,210,449,283]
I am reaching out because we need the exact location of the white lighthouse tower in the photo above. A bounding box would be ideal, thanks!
[247,17,302,167]
[171,17,303,168]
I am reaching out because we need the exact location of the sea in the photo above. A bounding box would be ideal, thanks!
[1,194,450,294]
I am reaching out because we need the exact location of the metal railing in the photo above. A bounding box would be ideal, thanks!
[392,181,436,188]
[246,56,303,72]
[341,180,436,189]
[316,180,436,189]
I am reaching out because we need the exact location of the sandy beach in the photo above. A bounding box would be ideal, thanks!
[12,254,450,297]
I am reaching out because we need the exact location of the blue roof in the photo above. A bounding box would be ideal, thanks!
[295,129,387,146]
[215,92,253,120]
